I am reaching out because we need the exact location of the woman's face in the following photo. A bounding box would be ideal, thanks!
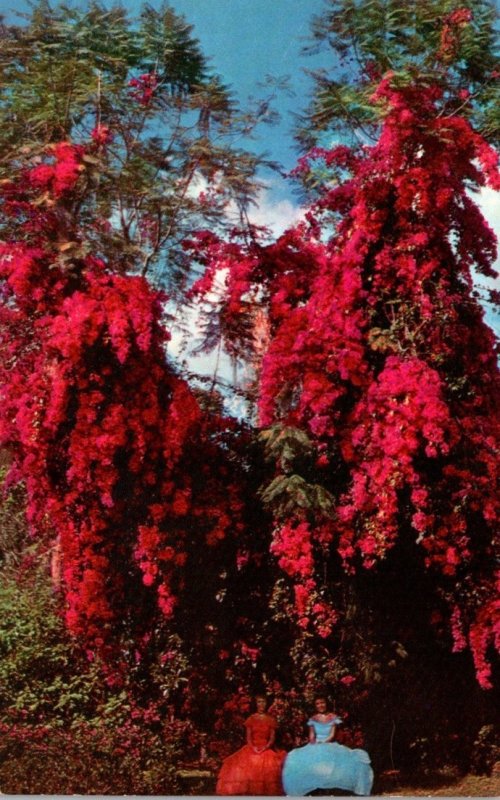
[315,697,328,714]
[256,696,267,713]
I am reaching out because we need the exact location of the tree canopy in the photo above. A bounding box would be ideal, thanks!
[0,0,498,793]
[0,1,266,290]
[297,0,499,152]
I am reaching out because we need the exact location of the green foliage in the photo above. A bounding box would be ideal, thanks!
[0,569,83,722]
[260,425,314,466]
[0,468,198,793]
[260,473,334,516]
[0,558,194,792]
[0,464,27,571]
[0,469,99,725]
[138,3,207,92]
[259,426,335,517]
[0,0,267,291]
[299,0,500,149]
[0,0,205,142]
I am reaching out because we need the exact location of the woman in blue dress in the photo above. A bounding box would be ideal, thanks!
[282,696,373,796]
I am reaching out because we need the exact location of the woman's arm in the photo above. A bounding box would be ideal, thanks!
[246,719,276,753]
[258,723,276,753]
[246,724,254,748]
[246,723,262,754]
[323,722,337,743]
[257,727,275,753]
[308,723,316,744]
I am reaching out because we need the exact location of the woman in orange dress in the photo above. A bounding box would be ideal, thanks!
[216,695,285,795]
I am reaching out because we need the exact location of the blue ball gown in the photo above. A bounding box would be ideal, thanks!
[282,717,373,796]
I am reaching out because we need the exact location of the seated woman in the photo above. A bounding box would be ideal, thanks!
[216,694,285,795]
[282,695,373,796]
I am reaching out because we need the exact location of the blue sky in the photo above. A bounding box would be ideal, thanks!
[162,0,331,174]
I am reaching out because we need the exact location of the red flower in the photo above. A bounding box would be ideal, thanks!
[91,124,113,146]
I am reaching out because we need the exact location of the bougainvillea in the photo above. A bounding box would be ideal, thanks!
[0,137,246,650]
[190,68,500,687]
[128,72,159,107]
[297,0,500,152]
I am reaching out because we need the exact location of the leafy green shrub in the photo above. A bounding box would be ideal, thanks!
[0,564,193,793]
[0,719,183,794]
[0,487,195,793]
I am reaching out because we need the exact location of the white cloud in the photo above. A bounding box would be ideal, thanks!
[477,186,500,236]
[473,186,500,284]
[246,186,304,236]
[185,171,304,240]
[471,187,500,336]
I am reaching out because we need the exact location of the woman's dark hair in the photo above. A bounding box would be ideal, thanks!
[253,694,268,709]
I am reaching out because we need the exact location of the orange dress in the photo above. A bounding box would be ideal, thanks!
[216,713,285,795]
